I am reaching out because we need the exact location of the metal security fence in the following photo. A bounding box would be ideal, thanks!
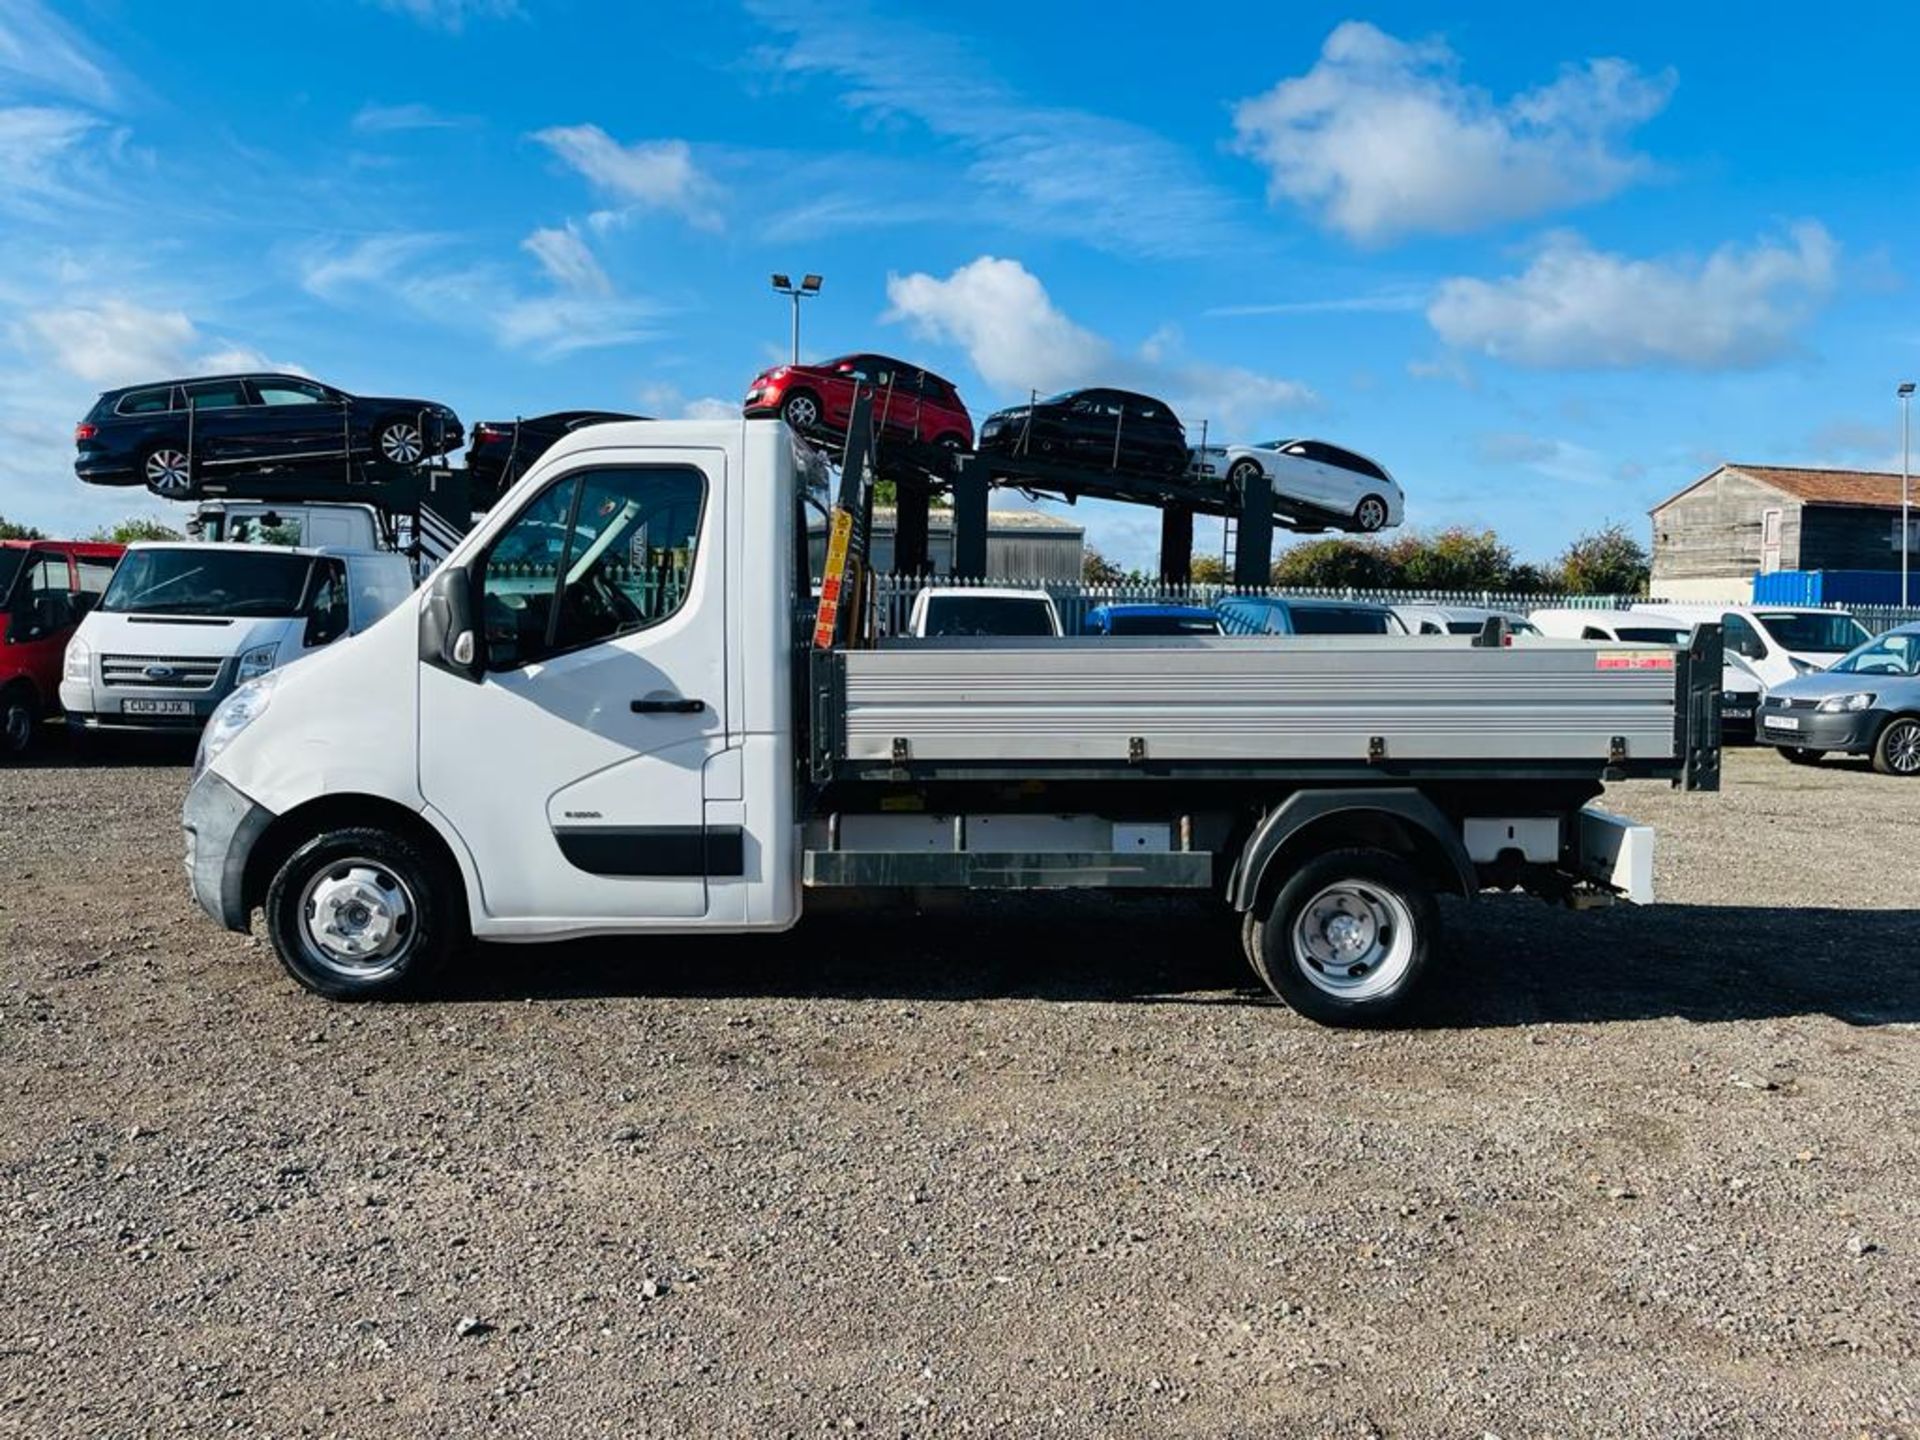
[858,575,1920,638]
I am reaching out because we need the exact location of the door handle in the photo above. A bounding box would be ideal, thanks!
[631,696,705,714]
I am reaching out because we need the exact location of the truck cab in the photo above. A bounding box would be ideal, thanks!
[182,418,1718,1026]
[0,539,124,757]
[62,541,415,734]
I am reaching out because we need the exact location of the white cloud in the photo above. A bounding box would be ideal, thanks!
[300,231,657,360]
[636,382,737,421]
[521,223,611,296]
[1233,21,1673,244]
[0,104,100,213]
[1428,223,1838,369]
[883,256,1314,429]
[0,0,115,107]
[748,3,1246,259]
[351,101,468,134]
[531,125,722,230]
[367,0,519,31]
[16,298,301,387]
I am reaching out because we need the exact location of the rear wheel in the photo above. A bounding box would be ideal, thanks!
[1353,494,1389,532]
[265,826,463,999]
[142,444,193,497]
[1247,848,1438,1026]
[1779,746,1826,766]
[1,686,36,759]
[1872,717,1920,777]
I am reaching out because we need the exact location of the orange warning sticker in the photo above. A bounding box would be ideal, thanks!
[1596,651,1676,671]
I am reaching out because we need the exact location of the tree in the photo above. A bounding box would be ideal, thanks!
[0,516,45,540]
[1081,547,1125,585]
[1557,523,1650,595]
[1189,553,1229,585]
[90,517,184,544]
[1387,526,1514,591]
[1269,537,1399,589]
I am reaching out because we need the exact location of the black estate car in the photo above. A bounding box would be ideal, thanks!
[466,410,645,510]
[74,374,463,497]
[977,388,1188,476]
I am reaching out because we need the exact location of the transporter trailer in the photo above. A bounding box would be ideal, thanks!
[183,394,1721,1025]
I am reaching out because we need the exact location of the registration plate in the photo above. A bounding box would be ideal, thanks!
[1762,714,1800,731]
[122,698,192,716]
[1723,707,1753,720]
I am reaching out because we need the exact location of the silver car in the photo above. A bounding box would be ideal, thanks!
[1757,622,1920,775]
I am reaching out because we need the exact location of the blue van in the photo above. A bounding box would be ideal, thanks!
[1214,595,1406,636]
[1082,603,1221,637]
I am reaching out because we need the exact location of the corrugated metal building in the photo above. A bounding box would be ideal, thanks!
[1650,464,1918,600]
[809,506,1085,582]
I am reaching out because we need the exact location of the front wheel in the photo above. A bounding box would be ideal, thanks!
[1,687,36,759]
[265,826,463,999]
[1247,848,1439,1026]
[1872,716,1920,777]
[780,391,821,432]
[1353,494,1390,532]
[375,417,426,467]
[1227,459,1263,491]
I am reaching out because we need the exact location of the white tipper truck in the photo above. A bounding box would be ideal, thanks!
[183,417,1720,1025]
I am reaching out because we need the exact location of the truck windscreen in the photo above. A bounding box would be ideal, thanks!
[101,550,314,617]
[1291,608,1397,635]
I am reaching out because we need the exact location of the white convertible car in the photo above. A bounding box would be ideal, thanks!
[1189,438,1404,533]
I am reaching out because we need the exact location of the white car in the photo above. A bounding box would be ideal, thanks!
[905,586,1062,638]
[1189,438,1404,533]
[1393,604,1539,637]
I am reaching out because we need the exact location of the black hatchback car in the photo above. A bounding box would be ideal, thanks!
[74,373,463,497]
[466,410,645,510]
[977,388,1188,476]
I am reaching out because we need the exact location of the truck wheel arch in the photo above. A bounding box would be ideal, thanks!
[242,792,474,930]
[1230,789,1476,916]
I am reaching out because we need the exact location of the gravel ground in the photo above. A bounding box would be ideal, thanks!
[2,741,1917,1438]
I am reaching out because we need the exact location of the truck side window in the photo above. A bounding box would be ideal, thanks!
[478,465,705,670]
[1722,614,1766,659]
[303,559,350,646]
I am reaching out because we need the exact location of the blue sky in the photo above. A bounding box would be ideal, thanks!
[2,0,1917,567]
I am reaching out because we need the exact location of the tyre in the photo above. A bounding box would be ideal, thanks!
[1353,494,1389,532]
[1,686,36,759]
[780,391,821,432]
[374,416,426,467]
[1228,458,1263,491]
[264,825,463,999]
[142,443,194,497]
[1779,746,1826,766]
[1872,716,1920,777]
[932,431,966,450]
[1246,847,1439,1026]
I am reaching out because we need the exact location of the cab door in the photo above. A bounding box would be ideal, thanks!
[418,451,728,921]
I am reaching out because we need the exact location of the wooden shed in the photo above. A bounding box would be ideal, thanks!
[1650,464,1918,600]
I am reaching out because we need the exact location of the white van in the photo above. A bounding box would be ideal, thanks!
[906,586,1062,637]
[189,500,386,552]
[1532,607,1765,739]
[1631,604,1870,689]
[61,542,414,734]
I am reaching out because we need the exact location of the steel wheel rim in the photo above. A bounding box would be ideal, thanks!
[784,396,818,429]
[380,423,424,465]
[298,860,418,980]
[1290,880,1415,1000]
[1889,722,1920,774]
[146,448,191,494]
[2,701,30,753]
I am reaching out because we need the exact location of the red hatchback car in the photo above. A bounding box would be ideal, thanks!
[2,538,124,757]
[743,353,973,450]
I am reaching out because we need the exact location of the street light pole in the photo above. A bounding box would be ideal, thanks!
[770,272,823,365]
[1902,382,1915,608]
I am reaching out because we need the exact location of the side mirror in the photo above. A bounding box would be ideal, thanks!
[419,564,483,680]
